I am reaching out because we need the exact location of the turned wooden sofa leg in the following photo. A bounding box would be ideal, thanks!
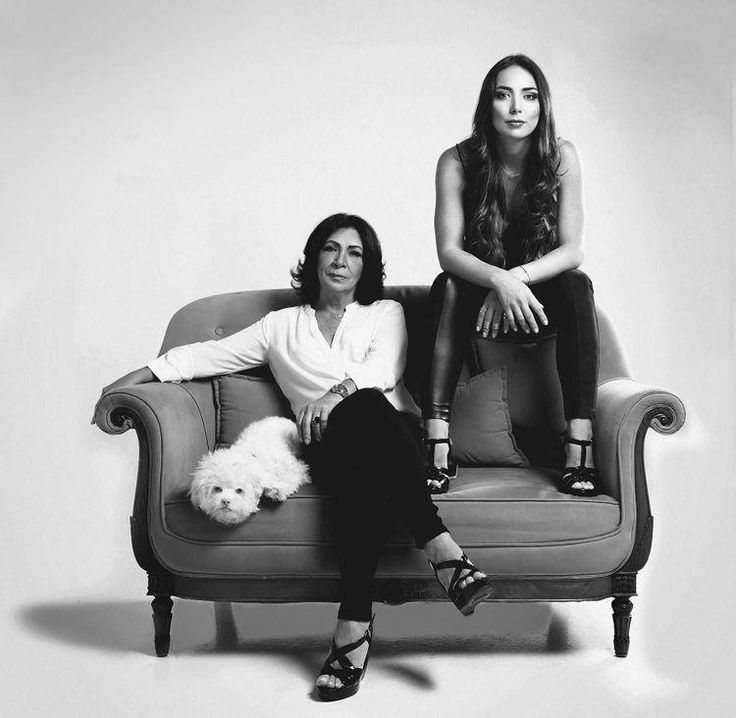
[612,597,633,657]
[214,601,239,650]
[152,595,173,657]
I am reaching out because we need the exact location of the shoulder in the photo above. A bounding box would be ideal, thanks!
[380,298,404,312]
[362,299,406,321]
[365,298,403,313]
[440,139,470,166]
[437,142,468,185]
[261,304,304,326]
[267,304,303,317]
[557,138,581,175]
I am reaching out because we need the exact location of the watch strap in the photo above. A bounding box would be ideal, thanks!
[329,383,350,398]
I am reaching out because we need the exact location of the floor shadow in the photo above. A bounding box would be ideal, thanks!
[18,600,208,655]
[18,598,574,688]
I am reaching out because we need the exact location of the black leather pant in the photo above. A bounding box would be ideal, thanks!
[306,389,447,621]
[424,270,600,422]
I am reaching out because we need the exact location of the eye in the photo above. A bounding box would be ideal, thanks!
[321,243,337,253]
[494,91,510,100]
[235,488,244,494]
[524,93,539,101]
[349,250,363,258]
[213,486,222,493]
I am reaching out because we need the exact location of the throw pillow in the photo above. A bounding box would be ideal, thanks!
[215,374,292,447]
[449,366,528,467]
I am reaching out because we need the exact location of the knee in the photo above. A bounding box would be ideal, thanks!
[560,269,593,291]
[331,388,393,426]
[558,269,594,303]
[352,387,390,409]
[430,272,462,304]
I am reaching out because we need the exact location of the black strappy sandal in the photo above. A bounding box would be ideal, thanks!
[560,437,600,496]
[429,553,493,616]
[424,437,458,495]
[316,615,375,702]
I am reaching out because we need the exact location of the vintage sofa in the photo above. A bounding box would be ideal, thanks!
[93,286,685,658]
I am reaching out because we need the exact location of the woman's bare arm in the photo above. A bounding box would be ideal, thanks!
[434,147,508,289]
[508,139,585,284]
[434,146,547,332]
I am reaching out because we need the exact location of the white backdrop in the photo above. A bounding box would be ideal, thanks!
[1,1,733,715]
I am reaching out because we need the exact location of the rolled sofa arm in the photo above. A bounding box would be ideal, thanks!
[93,380,217,572]
[594,378,686,500]
[94,380,216,488]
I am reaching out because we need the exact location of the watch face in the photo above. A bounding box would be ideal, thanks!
[331,383,348,397]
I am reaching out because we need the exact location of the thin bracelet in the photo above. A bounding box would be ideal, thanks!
[519,265,531,284]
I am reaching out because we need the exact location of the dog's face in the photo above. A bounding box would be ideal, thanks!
[190,452,262,525]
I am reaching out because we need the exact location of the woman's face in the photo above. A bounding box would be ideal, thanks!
[316,228,364,299]
[491,64,541,141]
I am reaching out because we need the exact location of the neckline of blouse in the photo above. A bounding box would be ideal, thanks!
[303,301,359,317]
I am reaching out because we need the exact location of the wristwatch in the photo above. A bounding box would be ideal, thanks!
[329,382,350,398]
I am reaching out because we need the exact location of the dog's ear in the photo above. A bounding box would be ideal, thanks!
[189,476,207,508]
[190,456,217,508]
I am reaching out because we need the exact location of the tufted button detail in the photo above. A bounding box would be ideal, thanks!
[214,327,224,337]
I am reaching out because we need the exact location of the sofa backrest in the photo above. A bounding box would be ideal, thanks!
[159,286,633,446]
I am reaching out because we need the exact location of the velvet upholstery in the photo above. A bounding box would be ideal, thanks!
[449,367,528,467]
[215,374,291,447]
[94,285,685,630]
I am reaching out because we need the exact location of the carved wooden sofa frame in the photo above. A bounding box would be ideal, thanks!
[93,286,685,658]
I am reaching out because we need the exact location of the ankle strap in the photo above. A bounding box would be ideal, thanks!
[424,438,451,447]
[564,436,592,468]
[565,437,592,447]
[331,615,375,661]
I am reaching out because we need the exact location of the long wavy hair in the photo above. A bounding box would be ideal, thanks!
[464,54,561,266]
[290,213,385,306]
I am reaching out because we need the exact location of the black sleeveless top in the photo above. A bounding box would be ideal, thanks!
[455,140,524,269]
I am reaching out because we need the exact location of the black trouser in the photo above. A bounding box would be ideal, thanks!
[424,270,600,422]
[305,389,448,622]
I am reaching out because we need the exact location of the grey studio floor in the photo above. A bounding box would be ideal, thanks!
[3,413,732,718]
[6,481,734,718]
[7,592,702,717]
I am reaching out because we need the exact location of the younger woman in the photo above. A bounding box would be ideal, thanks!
[425,55,600,496]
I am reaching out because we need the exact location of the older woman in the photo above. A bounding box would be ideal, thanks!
[98,213,492,702]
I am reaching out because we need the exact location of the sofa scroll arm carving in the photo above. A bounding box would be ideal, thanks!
[93,381,217,445]
[92,381,217,573]
[596,379,686,446]
[94,394,136,435]
[595,380,685,575]
[647,400,685,436]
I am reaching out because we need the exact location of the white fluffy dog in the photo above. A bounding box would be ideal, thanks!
[190,416,310,525]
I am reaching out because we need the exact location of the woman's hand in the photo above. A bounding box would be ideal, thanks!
[476,290,506,339]
[477,273,548,338]
[91,367,155,423]
[296,390,343,445]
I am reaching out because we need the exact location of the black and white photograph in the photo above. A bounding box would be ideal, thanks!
[1,1,733,715]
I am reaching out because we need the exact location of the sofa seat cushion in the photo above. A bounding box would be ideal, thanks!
[164,467,618,545]
[153,467,627,580]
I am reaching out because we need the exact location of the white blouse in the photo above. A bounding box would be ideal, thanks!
[148,299,420,416]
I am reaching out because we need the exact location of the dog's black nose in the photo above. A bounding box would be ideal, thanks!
[221,499,230,507]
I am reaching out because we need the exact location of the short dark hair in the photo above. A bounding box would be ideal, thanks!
[290,214,385,306]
